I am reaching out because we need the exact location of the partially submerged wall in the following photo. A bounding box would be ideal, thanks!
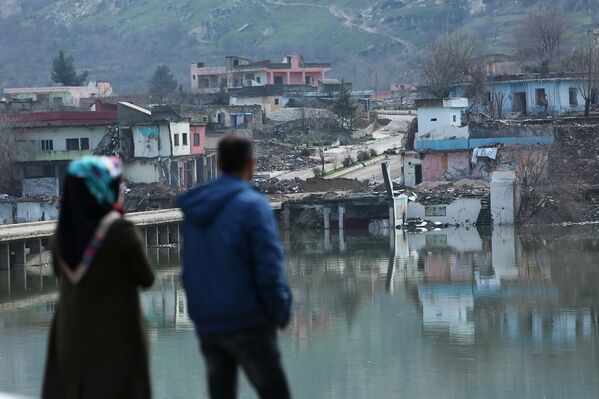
[408,198,482,226]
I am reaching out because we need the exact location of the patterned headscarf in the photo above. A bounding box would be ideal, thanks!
[67,156,123,206]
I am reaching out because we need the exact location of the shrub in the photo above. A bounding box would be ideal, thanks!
[312,167,323,178]
[342,156,353,168]
[369,148,378,157]
[357,150,370,162]
[300,148,311,157]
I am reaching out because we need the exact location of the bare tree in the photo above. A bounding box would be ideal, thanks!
[420,32,476,98]
[570,33,599,117]
[318,146,326,175]
[0,115,23,195]
[485,83,508,119]
[506,145,550,223]
[514,7,569,67]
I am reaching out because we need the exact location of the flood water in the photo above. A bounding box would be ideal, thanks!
[1,225,598,398]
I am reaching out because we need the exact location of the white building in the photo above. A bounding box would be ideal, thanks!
[3,82,114,107]
[415,97,468,138]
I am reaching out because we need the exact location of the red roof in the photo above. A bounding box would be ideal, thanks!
[4,111,117,127]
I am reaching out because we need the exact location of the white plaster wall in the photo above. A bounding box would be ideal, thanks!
[491,171,516,225]
[417,107,463,136]
[124,160,163,184]
[131,125,172,158]
[170,122,191,156]
[16,201,59,223]
[407,198,482,225]
[18,126,105,151]
[0,203,13,224]
[402,155,421,188]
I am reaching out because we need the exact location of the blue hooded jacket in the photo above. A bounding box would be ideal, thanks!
[178,174,292,334]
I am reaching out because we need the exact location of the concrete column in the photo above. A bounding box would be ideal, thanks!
[324,229,331,251]
[323,207,331,230]
[491,171,516,225]
[0,243,9,270]
[339,229,346,252]
[282,207,290,231]
[338,205,345,230]
[10,241,26,269]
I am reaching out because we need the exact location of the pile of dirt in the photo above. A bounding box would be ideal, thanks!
[254,141,317,172]
[123,182,178,212]
[256,178,304,194]
[255,177,367,194]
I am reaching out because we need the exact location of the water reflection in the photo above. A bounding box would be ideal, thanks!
[1,226,599,398]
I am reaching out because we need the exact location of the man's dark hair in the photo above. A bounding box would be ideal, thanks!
[218,135,254,174]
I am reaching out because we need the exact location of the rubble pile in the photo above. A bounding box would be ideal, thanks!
[256,178,304,194]
[255,177,367,194]
[123,182,178,212]
[411,180,489,205]
[254,141,317,172]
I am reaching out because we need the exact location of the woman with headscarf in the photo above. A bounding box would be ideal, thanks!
[42,156,155,399]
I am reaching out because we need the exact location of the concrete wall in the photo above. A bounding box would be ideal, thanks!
[422,151,470,182]
[131,124,172,158]
[230,95,288,116]
[417,106,464,137]
[0,203,13,224]
[190,124,206,155]
[124,159,167,184]
[22,178,59,197]
[15,201,59,223]
[170,122,191,157]
[408,197,482,225]
[491,171,516,225]
[18,125,106,153]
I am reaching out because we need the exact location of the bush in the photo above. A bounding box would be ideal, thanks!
[357,150,370,162]
[369,148,378,157]
[342,156,353,168]
[312,167,323,178]
[300,148,312,157]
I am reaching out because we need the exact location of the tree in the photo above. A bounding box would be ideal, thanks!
[420,32,476,98]
[148,65,178,104]
[332,80,358,129]
[514,7,569,68]
[0,116,23,195]
[570,33,599,117]
[51,50,89,86]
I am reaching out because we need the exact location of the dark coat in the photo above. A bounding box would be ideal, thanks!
[178,174,292,335]
[42,219,155,399]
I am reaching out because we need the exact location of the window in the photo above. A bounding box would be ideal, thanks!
[192,75,196,80]
[233,59,239,66]
[305,76,314,85]
[174,134,180,146]
[66,138,80,151]
[536,88,547,106]
[425,205,447,217]
[193,133,201,146]
[274,98,280,105]
[453,115,457,122]
[569,87,578,106]
[430,118,437,122]
[182,133,188,146]
[80,138,90,150]
[256,76,261,83]
[52,97,63,105]
[40,140,53,151]
[274,76,283,84]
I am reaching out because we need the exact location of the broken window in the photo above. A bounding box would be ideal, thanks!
[425,205,447,217]
[80,138,90,150]
[274,98,280,105]
[66,138,80,151]
[430,118,437,122]
[192,75,196,80]
[569,88,578,106]
[233,59,239,66]
[174,134,180,146]
[274,76,283,84]
[182,133,188,146]
[536,88,547,107]
[193,133,201,146]
[40,139,53,151]
[256,77,261,83]
[453,115,457,123]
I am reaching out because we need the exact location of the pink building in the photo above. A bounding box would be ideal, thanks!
[190,55,331,94]
[190,124,206,155]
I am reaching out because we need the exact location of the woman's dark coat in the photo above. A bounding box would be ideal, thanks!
[42,219,155,399]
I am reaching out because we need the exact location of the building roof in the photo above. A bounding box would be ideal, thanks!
[229,84,313,97]
[5,110,117,128]
[118,102,151,115]
[319,78,343,85]
[415,98,468,108]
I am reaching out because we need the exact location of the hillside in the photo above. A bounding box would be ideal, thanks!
[0,0,598,93]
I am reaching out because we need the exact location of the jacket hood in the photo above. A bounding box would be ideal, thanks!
[178,175,250,227]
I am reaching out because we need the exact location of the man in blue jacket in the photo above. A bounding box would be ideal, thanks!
[178,135,292,399]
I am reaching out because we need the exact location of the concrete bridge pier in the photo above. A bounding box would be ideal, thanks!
[324,229,331,251]
[323,207,331,230]
[10,241,26,269]
[0,243,9,270]
[338,205,345,230]
[146,226,159,247]
[339,229,346,252]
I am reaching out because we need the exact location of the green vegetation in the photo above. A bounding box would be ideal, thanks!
[51,50,88,86]
[1,0,599,91]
